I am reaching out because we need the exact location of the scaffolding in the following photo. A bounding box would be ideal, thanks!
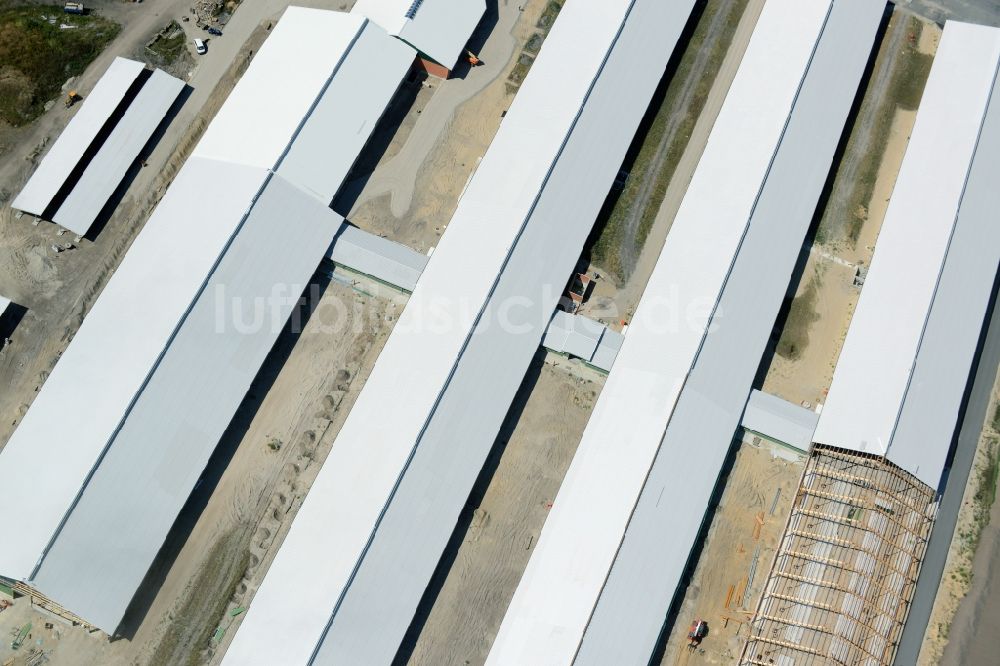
[740,445,937,666]
[11,581,96,630]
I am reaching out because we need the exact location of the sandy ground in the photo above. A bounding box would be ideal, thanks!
[761,15,937,408]
[918,373,1000,665]
[761,110,916,408]
[343,0,551,253]
[657,436,804,666]
[937,445,1000,665]
[400,358,602,666]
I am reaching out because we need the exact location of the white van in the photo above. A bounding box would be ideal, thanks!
[194,38,207,55]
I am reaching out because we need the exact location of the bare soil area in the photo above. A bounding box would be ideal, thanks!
[658,436,804,666]
[918,376,1000,665]
[401,358,602,666]
[762,13,939,408]
[344,0,556,254]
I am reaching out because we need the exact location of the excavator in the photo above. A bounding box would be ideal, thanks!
[65,90,82,108]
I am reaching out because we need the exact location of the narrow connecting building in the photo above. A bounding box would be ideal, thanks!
[352,0,486,77]
[222,1,697,663]
[743,20,1000,666]
[0,7,415,633]
[489,1,886,664]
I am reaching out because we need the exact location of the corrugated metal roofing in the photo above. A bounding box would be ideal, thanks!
[13,57,145,216]
[193,9,369,171]
[0,157,270,583]
[815,21,1000,487]
[487,1,885,662]
[813,22,1000,472]
[590,328,624,373]
[742,390,820,452]
[328,225,428,292]
[576,4,887,661]
[30,174,339,633]
[308,2,694,662]
[276,21,414,205]
[52,69,185,236]
[221,1,695,663]
[352,0,485,68]
[0,4,415,631]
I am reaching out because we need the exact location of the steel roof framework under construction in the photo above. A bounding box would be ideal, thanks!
[741,446,936,666]
[742,20,1000,666]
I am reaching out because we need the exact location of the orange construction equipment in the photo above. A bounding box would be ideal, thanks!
[65,91,82,108]
[687,619,708,648]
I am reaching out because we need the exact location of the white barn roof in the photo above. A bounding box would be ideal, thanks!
[352,0,485,68]
[0,5,416,630]
[0,156,269,584]
[277,20,414,204]
[222,0,693,663]
[30,173,338,633]
[13,57,145,216]
[53,69,185,236]
[193,8,411,179]
[487,2,854,662]
[814,21,1000,487]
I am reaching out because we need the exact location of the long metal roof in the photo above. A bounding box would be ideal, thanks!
[221,1,695,663]
[192,8,411,177]
[0,5,412,629]
[352,0,485,68]
[277,20,414,205]
[0,156,270,584]
[52,69,185,236]
[814,21,1000,488]
[13,57,146,216]
[573,4,888,660]
[488,2,886,662]
[309,2,694,663]
[30,174,338,633]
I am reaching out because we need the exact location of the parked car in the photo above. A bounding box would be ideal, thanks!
[207,26,222,36]
[194,38,207,55]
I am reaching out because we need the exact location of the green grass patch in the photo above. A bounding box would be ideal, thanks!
[590,0,749,281]
[536,0,564,30]
[146,20,187,68]
[148,527,252,666]
[776,272,821,361]
[816,16,934,247]
[0,4,120,126]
